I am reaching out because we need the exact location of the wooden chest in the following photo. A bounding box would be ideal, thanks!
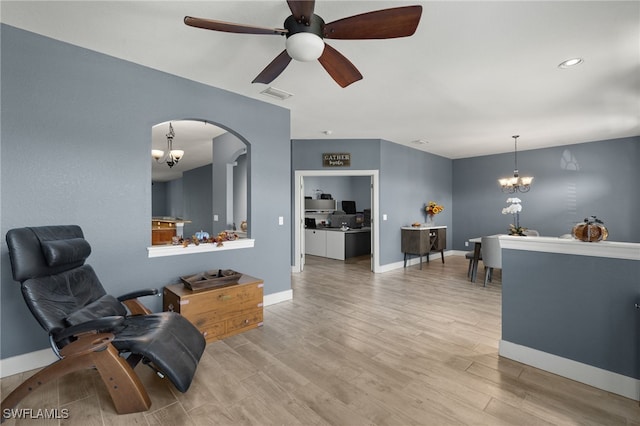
[162,274,264,343]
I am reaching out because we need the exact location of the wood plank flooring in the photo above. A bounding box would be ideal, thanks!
[2,254,639,425]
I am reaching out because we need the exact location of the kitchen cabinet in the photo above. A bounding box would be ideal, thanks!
[305,229,327,257]
[326,231,345,260]
[305,228,371,261]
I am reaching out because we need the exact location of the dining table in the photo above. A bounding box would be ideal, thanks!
[468,237,482,282]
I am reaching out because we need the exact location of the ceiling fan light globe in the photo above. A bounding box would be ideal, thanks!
[286,33,325,62]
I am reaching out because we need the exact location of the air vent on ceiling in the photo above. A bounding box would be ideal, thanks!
[260,86,293,100]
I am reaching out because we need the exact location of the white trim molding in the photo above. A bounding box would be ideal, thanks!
[263,289,293,306]
[499,340,640,401]
[294,169,380,273]
[0,348,58,379]
[147,239,255,258]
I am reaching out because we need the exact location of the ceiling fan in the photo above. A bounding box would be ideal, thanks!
[184,1,422,88]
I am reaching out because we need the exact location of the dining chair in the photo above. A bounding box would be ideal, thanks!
[465,250,481,278]
[480,235,502,287]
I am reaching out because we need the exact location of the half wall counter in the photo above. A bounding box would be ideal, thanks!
[498,235,640,400]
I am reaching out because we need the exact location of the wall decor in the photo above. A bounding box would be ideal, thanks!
[323,153,351,167]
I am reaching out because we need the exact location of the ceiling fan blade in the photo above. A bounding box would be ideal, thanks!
[323,5,422,39]
[252,50,293,84]
[287,0,316,24]
[317,44,363,88]
[184,16,287,35]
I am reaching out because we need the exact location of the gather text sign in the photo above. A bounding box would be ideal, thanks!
[323,153,351,167]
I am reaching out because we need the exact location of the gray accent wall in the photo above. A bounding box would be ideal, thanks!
[453,136,640,249]
[303,175,371,212]
[1,25,291,359]
[502,249,640,379]
[181,164,213,238]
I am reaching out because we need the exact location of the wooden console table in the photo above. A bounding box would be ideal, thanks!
[162,274,263,343]
[401,226,446,269]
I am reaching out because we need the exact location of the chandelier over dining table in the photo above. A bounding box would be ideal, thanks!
[498,135,533,193]
[152,122,184,168]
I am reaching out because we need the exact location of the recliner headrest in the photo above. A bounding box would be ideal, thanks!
[41,238,91,267]
[6,225,91,282]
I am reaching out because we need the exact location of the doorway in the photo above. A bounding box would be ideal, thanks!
[293,170,380,273]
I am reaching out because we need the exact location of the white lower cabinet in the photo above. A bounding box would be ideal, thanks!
[305,229,327,257]
[325,231,345,260]
[305,229,368,261]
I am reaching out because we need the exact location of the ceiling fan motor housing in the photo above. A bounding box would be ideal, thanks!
[284,14,325,38]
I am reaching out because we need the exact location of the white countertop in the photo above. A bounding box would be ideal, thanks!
[498,235,640,260]
[307,226,371,233]
[401,225,447,230]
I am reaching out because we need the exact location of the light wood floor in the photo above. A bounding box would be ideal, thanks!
[2,254,640,425]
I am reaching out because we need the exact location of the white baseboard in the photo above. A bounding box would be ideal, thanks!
[378,250,456,273]
[0,348,58,379]
[499,340,640,401]
[263,289,293,306]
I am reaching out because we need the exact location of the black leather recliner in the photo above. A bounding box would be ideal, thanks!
[2,225,206,417]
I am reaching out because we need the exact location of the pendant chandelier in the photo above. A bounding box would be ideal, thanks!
[151,123,184,168]
[498,135,533,193]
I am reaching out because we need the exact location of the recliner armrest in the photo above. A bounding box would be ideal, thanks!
[117,288,158,302]
[52,316,125,342]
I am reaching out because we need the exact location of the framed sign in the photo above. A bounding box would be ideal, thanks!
[323,153,351,167]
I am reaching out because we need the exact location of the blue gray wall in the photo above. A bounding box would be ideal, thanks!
[453,136,640,249]
[502,249,640,379]
[304,175,371,212]
[1,25,291,359]
[181,164,213,237]
[292,139,453,266]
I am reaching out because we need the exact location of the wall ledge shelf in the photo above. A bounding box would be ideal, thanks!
[498,235,640,260]
[147,239,255,258]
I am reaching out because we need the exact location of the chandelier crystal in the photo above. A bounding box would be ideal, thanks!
[498,135,533,193]
[151,123,184,168]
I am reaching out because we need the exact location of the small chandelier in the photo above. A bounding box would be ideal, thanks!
[498,135,533,193]
[151,123,184,168]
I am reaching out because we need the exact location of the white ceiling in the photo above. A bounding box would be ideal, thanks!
[2,1,639,160]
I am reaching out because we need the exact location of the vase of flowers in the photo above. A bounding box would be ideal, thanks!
[502,197,527,236]
[425,201,444,225]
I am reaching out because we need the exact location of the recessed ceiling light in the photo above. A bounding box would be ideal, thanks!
[558,58,584,69]
[260,86,293,100]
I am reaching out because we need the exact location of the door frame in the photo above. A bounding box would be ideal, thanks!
[293,169,380,273]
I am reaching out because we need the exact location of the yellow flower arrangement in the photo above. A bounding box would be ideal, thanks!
[425,201,444,216]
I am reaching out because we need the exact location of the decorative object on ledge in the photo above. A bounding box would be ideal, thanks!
[424,201,444,225]
[240,220,248,232]
[152,122,184,168]
[499,135,533,193]
[180,269,242,291]
[572,216,608,242]
[174,231,240,247]
[502,197,527,236]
